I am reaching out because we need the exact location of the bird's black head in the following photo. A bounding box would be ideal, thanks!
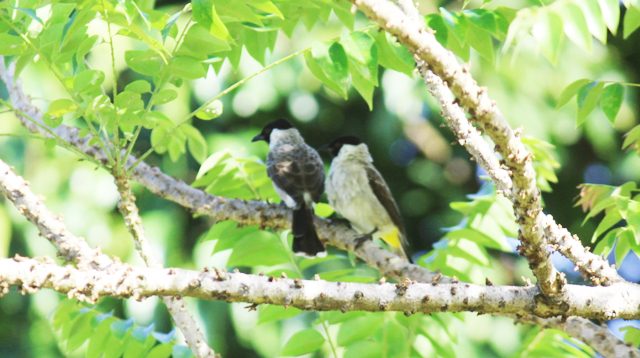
[323,135,364,157]
[251,119,294,143]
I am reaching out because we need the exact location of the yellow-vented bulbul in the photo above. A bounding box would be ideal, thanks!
[325,136,410,259]
[252,119,325,256]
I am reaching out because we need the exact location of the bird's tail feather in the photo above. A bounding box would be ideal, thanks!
[381,227,412,263]
[292,204,325,256]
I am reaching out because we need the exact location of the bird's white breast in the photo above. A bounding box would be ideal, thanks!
[327,156,392,234]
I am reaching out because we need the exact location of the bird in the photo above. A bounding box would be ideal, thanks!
[252,119,326,256]
[324,136,410,260]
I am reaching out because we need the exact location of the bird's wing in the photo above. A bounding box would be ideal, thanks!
[365,166,407,238]
[267,145,324,206]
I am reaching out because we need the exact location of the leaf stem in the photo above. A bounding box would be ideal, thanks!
[179,47,310,126]
[321,320,339,358]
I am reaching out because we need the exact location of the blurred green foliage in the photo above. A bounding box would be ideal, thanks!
[0,0,639,356]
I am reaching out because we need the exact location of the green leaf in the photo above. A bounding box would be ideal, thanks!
[332,1,355,28]
[250,1,284,19]
[600,83,624,123]
[464,9,497,33]
[281,329,325,356]
[622,326,640,346]
[623,124,640,150]
[556,79,590,108]
[314,202,334,218]
[73,70,105,94]
[125,50,165,76]
[344,341,382,358]
[169,56,207,80]
[624,5,640,38]
[14,7,44,24]
[146,344,174,358]
[182,125,208,163]
[594,229,617,256]
[258,305,302,324]
[304,42,350,98]
[421,318,456,357]
[440,8,468,44]
[466,23,494,62]
[425,14,449,45]
[227,231,290,266]
[337,315,384,346]
[598,0,620,34]
[577,0,607,44]
[342,32,378,108]
[66,310,95,352]
[155,89,178,105]
[192,0,230,40]
[115,91,144,111]
[384,319,410,357]
[0,34,26,55]
[195,100,223,120]
[47,98,78,118]
[374,31,414,76]
[534,10,564,64]
[593,211,622,242]
[125,80,152,94]
[557,3,592,51]
[86,316,114,358]
[577,81,605,125]
[177,24,230,59]
[615,228,633,264]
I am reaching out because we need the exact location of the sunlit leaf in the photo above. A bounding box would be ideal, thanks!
[576,81,605,125]
[125,50,165,76]
[281,329,325,356]
[600,83,624,123]
[0,34,26,55]
[337,315,384,346]
[304,42,350,98]
[598,0,620,34]
[195,100,224,120]
[557,3,592,51]
[623,5,640,38]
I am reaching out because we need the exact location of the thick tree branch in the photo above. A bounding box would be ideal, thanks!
[387,2,631,355]
[417,64,621,286]
[0,157,216,357]
[351,0,562,297]
[350,0,627,292]
[1,257,640,320]
[0,159,113,270]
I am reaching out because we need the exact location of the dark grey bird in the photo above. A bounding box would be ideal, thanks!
[324,136,410,260]
[252,119,325,256]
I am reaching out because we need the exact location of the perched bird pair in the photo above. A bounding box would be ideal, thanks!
[252,119,410,259]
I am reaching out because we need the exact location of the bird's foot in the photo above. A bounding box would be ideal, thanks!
[354,228,378,249]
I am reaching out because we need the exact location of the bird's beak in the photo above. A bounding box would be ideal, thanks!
[251,134,265,142]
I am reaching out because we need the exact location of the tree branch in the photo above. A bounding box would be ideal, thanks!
[519,315,639,358]
[114,174,216,358]
[1,257,640,320]
[352,0,562,298]
[384,1,631,355]
[0,156,216,357]
[0,57,443,285]
[416,63,621,286]
[0,159,113,270]
[349,0,628,293]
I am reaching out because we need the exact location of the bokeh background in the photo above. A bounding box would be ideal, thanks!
[0,0,639,356]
